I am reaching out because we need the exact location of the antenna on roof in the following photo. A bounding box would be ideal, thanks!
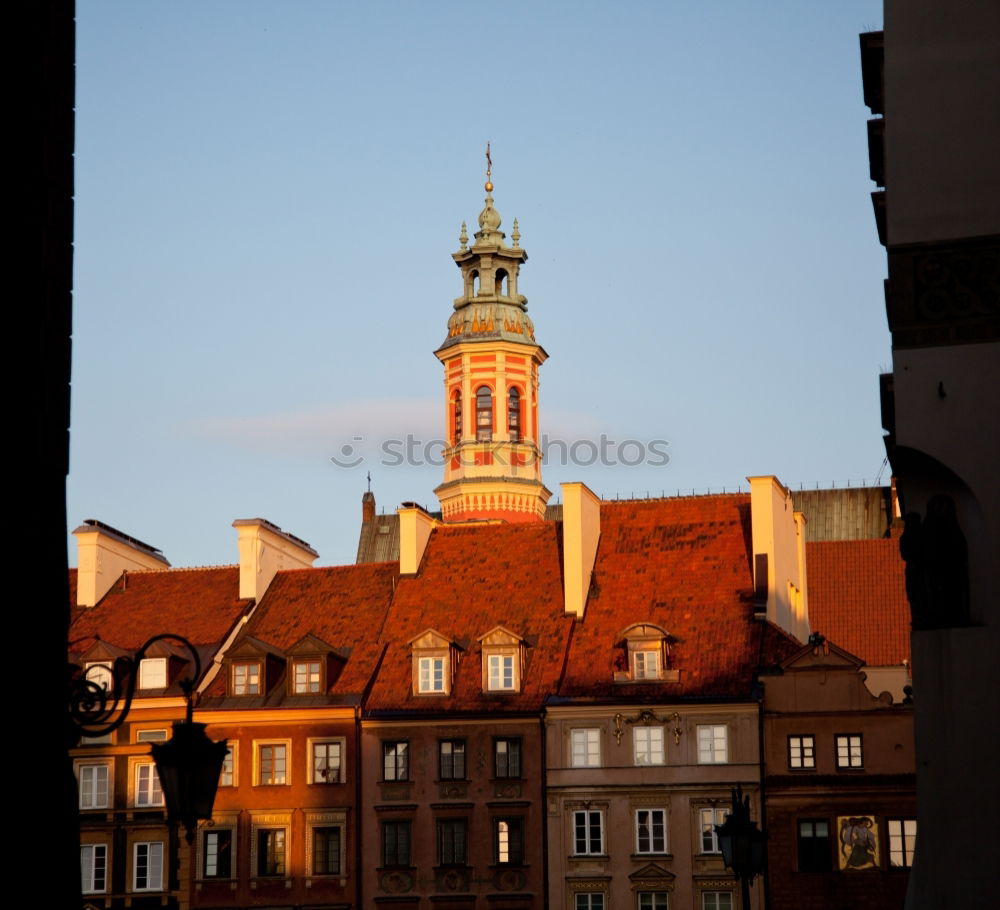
[366,471,371,493]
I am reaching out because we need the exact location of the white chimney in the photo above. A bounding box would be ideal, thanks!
[73,520,171,607]
[561,482,601,619]
[232,518,319,601]
[397,503,438,575]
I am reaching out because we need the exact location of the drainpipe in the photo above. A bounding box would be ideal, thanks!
[540,708,550,909]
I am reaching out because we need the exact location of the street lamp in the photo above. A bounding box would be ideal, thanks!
[69,633,228,842]
[714,783,766,908]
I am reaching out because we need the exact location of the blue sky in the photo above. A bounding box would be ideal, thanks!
[70,0,888,568]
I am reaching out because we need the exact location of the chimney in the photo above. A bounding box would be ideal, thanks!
[73,520,171,607]
[748,476,810,641]
[362,490,376,523]
[232,519,319,602]
[397,502,437,575]
[561,482,601,619]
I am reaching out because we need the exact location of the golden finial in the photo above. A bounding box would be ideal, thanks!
[484,141,493,192]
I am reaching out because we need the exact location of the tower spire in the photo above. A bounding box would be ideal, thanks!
[433,155,551,524]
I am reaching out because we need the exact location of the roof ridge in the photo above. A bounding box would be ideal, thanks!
[124,564,238,573]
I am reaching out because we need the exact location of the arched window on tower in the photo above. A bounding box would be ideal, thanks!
[508,388,521,443]
[471,270,480,296]
[496,268,508,297]
[452,390,462,446]
[476,386,493,442]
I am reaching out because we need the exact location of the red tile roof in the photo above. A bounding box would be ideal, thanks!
[365,522,574,713]
[69,566,250,650]
[806,538,910,665]
[237,561,399,695]
[560,496,800,699]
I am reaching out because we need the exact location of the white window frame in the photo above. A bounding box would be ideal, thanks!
[133,841,163,892]
[788,734,816,769]
[78,761,111,810]
[887,818,917,867]
[138,657,167,689]
[254,740,291,786]
[219,744,237,787]
[572,809,604,856]
[696,724,728,764]
[135,728,168,743]
[633,648,661,680]
[635,808,667,854]
[293,658,322,694]
[576,895,605,910]
[305,809,347,878]
[638,892,669,910]
[634,726,665,766]
[418,656,446,693]
[202,828,234,879]
[702,893,733,910]
[570,728,601,768]
[487,653,516,691]
[309,738,345,784]
[494,737,522,778]
[249,812,292,880]
[835,733,863,768]
[699,806,728,853]
[81,844,107,894]
[85,661,114,693]
[439,739,466,780]
[134,761,164,807]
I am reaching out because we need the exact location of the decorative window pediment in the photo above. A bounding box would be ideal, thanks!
[478,626,526,693]
[225,636,285,697]
[285,634,343,695]
[409,628,460,695]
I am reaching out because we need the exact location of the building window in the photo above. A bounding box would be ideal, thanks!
[634,726,665,765]
[571,728,601,767]
[419,656,446,692]
[313,826,342,875]
[382,820,411,867]
[699,807,728,853]
[576,895,605,910]
[85,661,114,693]
[788,734,816,770]
[573,809,604,855]
[293,659,321,693]
[135,728,168,743]
[495,817,524,864]
[702,893,733,910]
[383,741,409,781]
[452,389,462,445]
[638,894,669,910]
[494,738,522,778]
[887,818,917,868]
[79,763,110,810]
[133,841,163,891]
[798,819,831,872]
[138,657,167,689]
[697,725,728,763]
[81,844,107,894]
[508,387,521,442]
[257,743,288,785]
[488,653,516,690]
[633,648,661,679]
[257,829,286,877]
[439,740,466,780]
[311,740,343,783]
[636,808,667,854]
[437,819,468,865]
[219,745,235,787]
[135,762,163,807]
[232,661,261,695]
[203,829,232,878]
[835,734,863,768]
[476,385,493,441]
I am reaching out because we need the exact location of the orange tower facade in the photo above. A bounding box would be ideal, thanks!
[434,162,551,522]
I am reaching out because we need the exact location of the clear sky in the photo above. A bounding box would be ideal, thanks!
[70,0,888,569]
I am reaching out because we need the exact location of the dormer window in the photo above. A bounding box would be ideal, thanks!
[410,629,459,696]
[138,658,167,690]
[293,660,321,694]
[479,626,525,694]
[618,623,673,683]
[86,661,114,693]
[233,662,261,696]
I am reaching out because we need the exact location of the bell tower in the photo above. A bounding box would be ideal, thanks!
[434,151,551,523]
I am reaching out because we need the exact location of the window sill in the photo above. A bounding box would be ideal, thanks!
[632,852,672,860]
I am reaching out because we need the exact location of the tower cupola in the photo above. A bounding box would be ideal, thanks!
[433,149,551,523]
